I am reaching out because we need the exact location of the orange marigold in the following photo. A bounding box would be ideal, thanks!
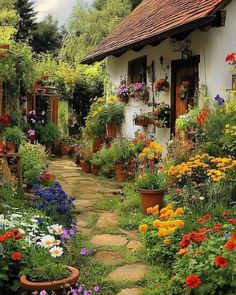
[163,239,171,245]
[139,224,148,233]
[178,248,187,255]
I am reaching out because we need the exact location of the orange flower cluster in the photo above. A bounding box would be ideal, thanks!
[139,204,185,245]
[0,228,24,243]
[196,108,210,125]
[41,170,56,182]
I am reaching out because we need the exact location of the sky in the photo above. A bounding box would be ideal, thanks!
[33,0,92,26]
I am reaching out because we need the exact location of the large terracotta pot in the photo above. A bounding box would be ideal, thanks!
[91,165,100,176]
[93,137,104,152]
[81,161,91,173]
[139,189,165,215]
[20,266,79,294]
[114,162,125,182]
[6,141,16,154]
[106,122,118,138]
[59,144,71,156]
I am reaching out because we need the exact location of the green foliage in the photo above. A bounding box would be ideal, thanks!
[136,170,166,190]
[19,142,47,185]
[109,138,135,163]
[32,15,63,55]
[38,123,61,144]
[3,126,26,146]
[175,107,199,132]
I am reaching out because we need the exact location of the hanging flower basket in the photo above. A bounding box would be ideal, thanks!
[154,78,169,92]
[179,81,190,99]
[135,116,149,127]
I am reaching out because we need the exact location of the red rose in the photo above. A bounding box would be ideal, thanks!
[11,252,22,261]
[185,274,201,289]
[214,256,228,268]
[224,240,236,251]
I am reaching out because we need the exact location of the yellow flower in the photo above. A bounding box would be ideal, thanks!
[139,224,148,233]
[153,219,161,228]
[175,208,185,215]
[146,207,153,214]
[157,228,168,237]
[178,248,187,255]
[163,239,171,245]
[174,220,185,228]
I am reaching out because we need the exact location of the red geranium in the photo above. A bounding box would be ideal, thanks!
[222,211,229,217]
[228,218,236,224]
[11,252,22,261]
[185,274,201,289]
[203,214,211,221]
[197,218,204,224]
[224,240,236,251]
[214,256,228,268]
[0,113,11,123]
[230,233,236,240]
[226,52,236,66]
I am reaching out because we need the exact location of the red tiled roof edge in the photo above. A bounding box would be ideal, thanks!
[81,0,232,64]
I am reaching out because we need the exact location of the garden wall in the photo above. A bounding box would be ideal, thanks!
[106,0,236,151]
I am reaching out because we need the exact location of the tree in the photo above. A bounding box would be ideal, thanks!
[15,0,38,41]
[31,15,64,55]
[93,0,142,10]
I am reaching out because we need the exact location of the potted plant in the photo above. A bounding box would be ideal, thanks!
[38,123,61,153]
[91,153,102,176]
[154,78,169,92]
[134,114,149,127]
[79,144,93,173]
[3,126,26,153]
[153,102,171,128]
[59,137,72,156]
[103,102,125,138]
[136,169,166,215]
[115,78,130,103]
[179,81,190,99]
[128,83,150,102]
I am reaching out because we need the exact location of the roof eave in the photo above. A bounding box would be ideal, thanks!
[81,15,215,65]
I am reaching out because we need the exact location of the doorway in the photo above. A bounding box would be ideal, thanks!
[171,56,200,134]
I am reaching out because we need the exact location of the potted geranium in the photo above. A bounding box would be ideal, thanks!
[225,52,236,89]
[128,83,150,102]
[0,113,11,128]
[154,78,169,92]
[3,126,27,153]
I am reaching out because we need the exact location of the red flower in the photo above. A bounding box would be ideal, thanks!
[12,228,19,234]
[185,274,201,289]
[219,231,225,235]
[224,240,236,251]
[11,252,22,261]
[214,256,228,268]
[230,233,236,240]
[203,214,211,221]
[228,218,236,224]
[198,227,207,234]
[176,189,182,194]
[197,218,204,224]
[222,212,229,217]
[210,223,222,232]
[13,233,24,239]
[193,233,208,243]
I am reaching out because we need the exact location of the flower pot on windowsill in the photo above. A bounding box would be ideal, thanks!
[135,117,149,127]
[139,188,165,215]
[93,137,104,152]
[81,161,91,173]
[20,266,80,294]
[6,141,16,154]
[106,122,119,138]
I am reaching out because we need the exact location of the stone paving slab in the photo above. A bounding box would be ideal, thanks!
[74,199,97,209]
[91,234,128,247]
[108,264,148,282]
[116,288,143,295]
[127,241,143,251]
[94,251,123,266]
[96,212,118,228]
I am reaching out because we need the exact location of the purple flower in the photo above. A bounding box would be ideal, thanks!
[215,94,225,106]
[39,291,47,295]
[94,286,100,292]
[84,291,92,295]
[80,248,89,255]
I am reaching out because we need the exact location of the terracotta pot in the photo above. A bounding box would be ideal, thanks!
[20,266,79,294]
[135,117,149,126]
[91,165,100,176]
[139,189,165,215]
[59,144,71,156]
[0,44,9,49]
[106,122,118,138]
[114,162,125,182]
[6,141,16,154]
[93,137,104,152]
[0,142,4,154]
[81,161,91,173]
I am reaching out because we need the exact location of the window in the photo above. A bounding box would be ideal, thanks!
[128,56,147,84]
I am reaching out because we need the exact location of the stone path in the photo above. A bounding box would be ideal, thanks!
[49,157,148,295]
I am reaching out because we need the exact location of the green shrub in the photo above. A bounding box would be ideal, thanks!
[3,126,26,146]
[38,123,61,144]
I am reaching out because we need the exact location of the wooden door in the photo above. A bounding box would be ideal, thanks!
[171,56,200,133]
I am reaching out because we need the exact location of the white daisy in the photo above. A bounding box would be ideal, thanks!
[39,235,57,248]
[48,224,63,235]
[49,246,63,258]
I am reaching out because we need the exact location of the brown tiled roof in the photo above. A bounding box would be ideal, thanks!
[81,0,231,64]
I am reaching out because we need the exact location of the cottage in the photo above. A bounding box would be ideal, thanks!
[82,0,235,149]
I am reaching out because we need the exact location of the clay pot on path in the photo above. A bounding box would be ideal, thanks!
[59,144,71,156]
[114,162,126,182]
[91,165,100,176]
[139,189,165,215]
[81,161,91,173]
[20,266,79,295]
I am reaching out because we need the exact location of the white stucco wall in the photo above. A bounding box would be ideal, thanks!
[106,0,236,150]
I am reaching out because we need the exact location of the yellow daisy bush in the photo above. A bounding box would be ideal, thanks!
[225,124,236,136]
[139,141,163,160]
[168,153,236,183]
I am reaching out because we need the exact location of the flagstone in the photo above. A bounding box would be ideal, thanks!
[108,263,148,281]
[127,241,143,251]
[97,212,118,228]
[91,234,128,247]
[94,251,123,265]
[116,288,143,295]
[74,199,97,208]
